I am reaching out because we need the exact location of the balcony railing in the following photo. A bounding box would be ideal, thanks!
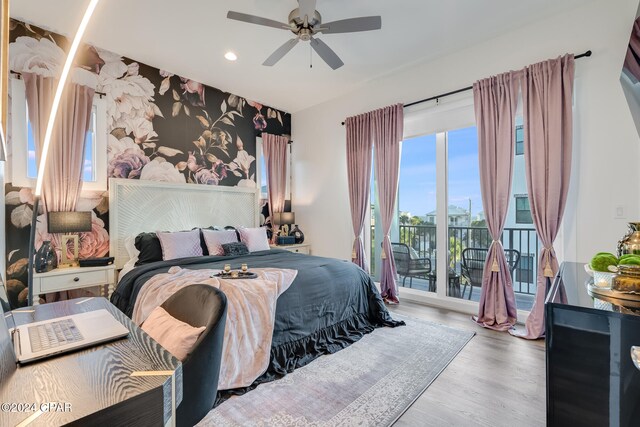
[371,224,539,296]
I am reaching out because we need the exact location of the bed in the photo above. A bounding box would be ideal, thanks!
[108,179,403,400]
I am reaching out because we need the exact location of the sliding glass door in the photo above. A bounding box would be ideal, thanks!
[446,126,487,300]
[368,99,539,312]
[395,133,437,291]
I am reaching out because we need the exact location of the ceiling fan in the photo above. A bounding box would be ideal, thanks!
[227,0,382,70]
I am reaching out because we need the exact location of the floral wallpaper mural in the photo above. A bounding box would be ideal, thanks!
[4,185,110,307]
[4,19,291,307]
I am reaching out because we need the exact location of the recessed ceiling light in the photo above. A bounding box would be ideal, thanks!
[225,51,238,61]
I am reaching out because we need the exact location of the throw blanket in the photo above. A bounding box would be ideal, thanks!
[132,266,298,390]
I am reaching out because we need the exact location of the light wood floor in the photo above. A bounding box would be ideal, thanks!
[387,301,546,427]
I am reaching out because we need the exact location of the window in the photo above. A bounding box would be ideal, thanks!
[515,125,524,155]
[259,151,267,198]
[83,106,97,182]
[515,195,533,224]
[11,78,107,191]
[370,93,544,313]
[394,133,437,286]
[448,125,483,280]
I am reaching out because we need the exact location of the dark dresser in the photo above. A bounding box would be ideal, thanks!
[546,262,640,427]
[0,297,182,426]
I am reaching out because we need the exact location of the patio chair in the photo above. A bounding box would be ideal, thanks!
[461,247,520,299]
[391,242,432,288]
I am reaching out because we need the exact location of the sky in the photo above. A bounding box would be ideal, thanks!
[27,111,95,182]
[389,125,483,218]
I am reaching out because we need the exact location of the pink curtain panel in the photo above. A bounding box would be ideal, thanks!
[624,16,640,82]
[262,133,289,244]
[372,104,404,303]
[23,73,94,213]
[345,112,373,273]
[472,72,519,331]
[23,72,95,303]
[510,54,575,340]
[344,103,403,304]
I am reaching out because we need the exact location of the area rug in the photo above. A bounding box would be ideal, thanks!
[198,315,475,427]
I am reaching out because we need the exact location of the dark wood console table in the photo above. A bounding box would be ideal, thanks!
[0,297,182,426]
[546,262,640,427]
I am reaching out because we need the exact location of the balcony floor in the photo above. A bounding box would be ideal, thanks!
[397,276,535,311]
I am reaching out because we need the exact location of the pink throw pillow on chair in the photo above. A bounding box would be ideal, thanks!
[141,306,205,361]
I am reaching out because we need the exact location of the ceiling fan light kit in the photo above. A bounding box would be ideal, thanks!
[227,0,382,70]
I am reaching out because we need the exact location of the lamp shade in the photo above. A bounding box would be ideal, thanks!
[273,212,295,225]
[47,211,92,233]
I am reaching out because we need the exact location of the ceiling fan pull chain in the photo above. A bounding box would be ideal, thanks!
[310,43,313,69]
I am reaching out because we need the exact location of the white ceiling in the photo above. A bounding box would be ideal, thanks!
[11,0,589,112]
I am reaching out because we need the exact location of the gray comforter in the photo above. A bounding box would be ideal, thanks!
[111,249,403,396]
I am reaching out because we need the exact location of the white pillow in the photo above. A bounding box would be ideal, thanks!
[237,227,270,252]
[118,257,137,283]
[202,229,239,256]
[124,235,140,259]
[156,229,203,260]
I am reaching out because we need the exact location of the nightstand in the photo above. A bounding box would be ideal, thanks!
[271,243,311,255]
[31,265,116,305]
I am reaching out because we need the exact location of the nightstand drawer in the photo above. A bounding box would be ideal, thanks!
[270,244,311,255]
[39,270,108,293]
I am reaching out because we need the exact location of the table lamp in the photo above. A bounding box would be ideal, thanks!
[47,211,92,267]
[273,212,295,236]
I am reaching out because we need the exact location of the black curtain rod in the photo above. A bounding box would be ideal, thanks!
[10,70,107,97]
[341,50,592,126]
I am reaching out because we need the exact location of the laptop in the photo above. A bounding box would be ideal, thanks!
[0,281,129,364]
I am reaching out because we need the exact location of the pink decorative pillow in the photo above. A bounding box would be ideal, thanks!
[141,306,205,361]
[156,229,203,260]
[238,227,270,252]
[202,229,239,256]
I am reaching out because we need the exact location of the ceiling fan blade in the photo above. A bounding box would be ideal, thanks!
[263,38,300,66]
[319,16,382,34]
[298,0,317,21]
[310,37,344,70]
[227,11,290,30]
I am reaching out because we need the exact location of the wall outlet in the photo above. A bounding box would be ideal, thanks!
[615,205,627,219]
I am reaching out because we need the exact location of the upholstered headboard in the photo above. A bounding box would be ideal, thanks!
[109,179,260,269]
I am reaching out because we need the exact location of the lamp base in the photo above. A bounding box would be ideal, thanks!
[60,234,80,269]
[58,261,80,269]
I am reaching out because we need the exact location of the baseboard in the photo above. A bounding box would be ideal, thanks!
[377,282,531,325]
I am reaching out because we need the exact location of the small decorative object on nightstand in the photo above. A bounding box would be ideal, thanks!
[273,212,295,236]
[276,235,295,245]
[34,240,57,273]
[47,211,93,268]
[289,224,305,244]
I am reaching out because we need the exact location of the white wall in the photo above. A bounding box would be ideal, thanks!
[292,0,640,264]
